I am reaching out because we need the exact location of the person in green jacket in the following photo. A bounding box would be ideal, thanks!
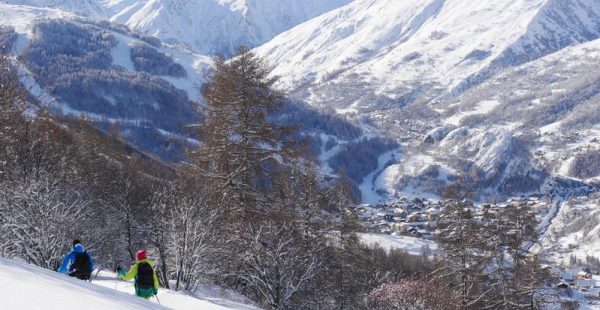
[117,250,159,299]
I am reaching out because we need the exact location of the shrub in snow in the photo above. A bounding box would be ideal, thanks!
[0,177,89,269]
[463,49,491,61]
[369,277,460,310]
[402,52,422,62]
[429,31,448,40]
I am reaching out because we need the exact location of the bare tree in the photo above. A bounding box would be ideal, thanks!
[171,173,224,291]
[0,54,27,182]
[369,276,461,310]
[0,175,89,269]
[99,163,148,262]
[237,222,321,310]
[147,171,226,291]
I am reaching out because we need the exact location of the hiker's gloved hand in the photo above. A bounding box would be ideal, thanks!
[153,288,158,295]
[116,266,123,273]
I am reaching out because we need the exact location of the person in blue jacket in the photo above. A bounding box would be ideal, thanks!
[58,239,95,280]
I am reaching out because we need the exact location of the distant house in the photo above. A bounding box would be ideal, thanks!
[407,227,419,236]
[577,271,593,280]
[407,214,421,223]
[557,282,571,296]
[425,209,441,221]
[557,282,569,289]
[384,214,394,222]
[393,209,408,218]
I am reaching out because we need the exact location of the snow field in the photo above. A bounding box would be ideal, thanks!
[358,233,438,256]
[0,257,260,310]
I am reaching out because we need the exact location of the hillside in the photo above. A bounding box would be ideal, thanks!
[0,2,212,160]
[0,257,258,310]
[254,0,600,201]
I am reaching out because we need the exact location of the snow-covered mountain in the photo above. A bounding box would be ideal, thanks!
[538,194,600,264]
[0,257,259,309]
[3,0,110,18]
[256,0,600,108]
[253,0,600,201]
[109,0,354,56]
[3,0,355,56]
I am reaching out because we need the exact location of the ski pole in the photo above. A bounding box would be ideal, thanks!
[154,294,161,305]
[93,268,101,281]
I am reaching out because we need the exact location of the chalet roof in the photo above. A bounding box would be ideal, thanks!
[557,282,569,288]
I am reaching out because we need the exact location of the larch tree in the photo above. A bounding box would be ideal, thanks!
[191,48,296,218]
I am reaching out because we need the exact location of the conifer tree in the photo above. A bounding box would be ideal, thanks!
[192,48,294,218]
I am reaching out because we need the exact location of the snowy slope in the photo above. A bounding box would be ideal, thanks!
[358,233,437,256]
[0,2,75,34]
[3,0,110,18]
[255,0,600,110]
[0,257,259,310]
[537,194,600,273]
[440,37,600,182]
[109,0,354,56]
[0,257,163,309]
